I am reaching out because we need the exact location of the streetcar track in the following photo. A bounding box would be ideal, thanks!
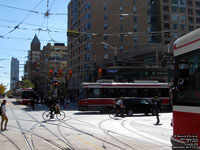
[8,125,70,150]
[0,132,21,150]
[10,107,34,150]
[9,107,74,150]
[25,111,76,150]
[120,119,171,149]
[60,119,127,150]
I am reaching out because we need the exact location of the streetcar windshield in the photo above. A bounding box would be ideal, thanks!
[173,51,200,105]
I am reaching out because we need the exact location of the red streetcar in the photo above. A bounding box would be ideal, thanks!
[15,88,35,104]
[78,80,170,113]
[171,28,200,149]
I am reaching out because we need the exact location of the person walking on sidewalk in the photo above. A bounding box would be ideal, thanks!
[154,96,161,125]
[1,100,8,131]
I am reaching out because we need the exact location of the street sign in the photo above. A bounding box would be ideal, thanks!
[107,69,118,73]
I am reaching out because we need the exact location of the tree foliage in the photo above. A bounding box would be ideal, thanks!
[0,84,6,95]
[22,80,35,88]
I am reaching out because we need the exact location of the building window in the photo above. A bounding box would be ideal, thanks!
[189,17,194,24]
[196,18,200,24]
[120,45,124,51]
[133,34,138,42]
[85,13,91,20]
[120,15,123,21]
[147,17,151,24]
[172,15,178,22]
[120,6,123,12]
[180,7,185,13]
[120,24,123,32]
[104,34,108,41]
[180,16,185,22]
[104,3,107,11]
[104,14,108,20]
[172,0,178,5]
[104,44,108,51]
[133,6,137,13]
[104,23,108,30]
[84,3,91,11]
[173,24,178,29]
[133,25,137,32]
[164,6,169,12]
[188,9,193,15]
[189,26,194,31]
[171,6,178,12]
[133,0,136,4]
[120,35,124,41]
[133,16,137,22]
[148,36,152,43]
[173,32,178,39]
[180,24,186,30]
[147,7,151,15]
[147,26,151,32]
[196,10,200,16]
[196,1,200,7]
[180,0,186,6]
[85,22,91,30]
[188,0,193,7]
[84,43,92,50]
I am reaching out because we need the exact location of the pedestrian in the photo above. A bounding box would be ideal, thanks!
[65,97,70,108]
[30,99,35,110]
[1,100,8,131]
[154,96,161,124]
[60,96,65,109]
[115,97,125,117]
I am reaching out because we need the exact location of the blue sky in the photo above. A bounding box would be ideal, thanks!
[0,0,70,90]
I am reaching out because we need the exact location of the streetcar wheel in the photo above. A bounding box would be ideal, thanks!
[109,110,116,119]
[42,111,51,121]
[56,111,66,120]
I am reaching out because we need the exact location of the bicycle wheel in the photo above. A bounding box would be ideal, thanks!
[109,110,116,119]
[56,111,66,120]
[42,111,51,121]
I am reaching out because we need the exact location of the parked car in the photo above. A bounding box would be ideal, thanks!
[122,97,153,116]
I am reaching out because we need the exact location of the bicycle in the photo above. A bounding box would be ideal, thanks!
[42,110,66,121]
[109,108,126,119]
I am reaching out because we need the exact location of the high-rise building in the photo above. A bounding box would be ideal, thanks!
[10,57,19,91]
[67,0,200,92]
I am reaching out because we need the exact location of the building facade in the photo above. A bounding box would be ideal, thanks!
[67,0,200,92]
[10,57,19,91]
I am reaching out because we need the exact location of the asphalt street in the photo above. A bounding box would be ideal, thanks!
[0,98,173,150]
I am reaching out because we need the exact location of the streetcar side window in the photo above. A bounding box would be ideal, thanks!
[87,88,101,98]
[174,52,200,105]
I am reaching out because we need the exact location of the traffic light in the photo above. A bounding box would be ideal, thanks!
[49,69,53,77]
[59,69,62,77]
[98,68,102,78]
[53,81,58,87]
[68,70,72,79]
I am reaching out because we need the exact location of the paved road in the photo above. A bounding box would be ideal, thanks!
[0,98,172,150]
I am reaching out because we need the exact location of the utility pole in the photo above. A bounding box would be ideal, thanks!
[168,44,170,83]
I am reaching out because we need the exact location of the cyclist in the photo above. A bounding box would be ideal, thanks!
[115,97,125,117]
[48,100,57,118]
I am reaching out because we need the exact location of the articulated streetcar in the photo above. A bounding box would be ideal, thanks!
[78,80,170,112]
[171,28,200,149]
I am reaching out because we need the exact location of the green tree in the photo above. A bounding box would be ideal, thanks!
[22,80,35,88]
[0,84,6,95]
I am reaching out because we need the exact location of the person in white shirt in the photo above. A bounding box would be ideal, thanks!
[1,100,8,131]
